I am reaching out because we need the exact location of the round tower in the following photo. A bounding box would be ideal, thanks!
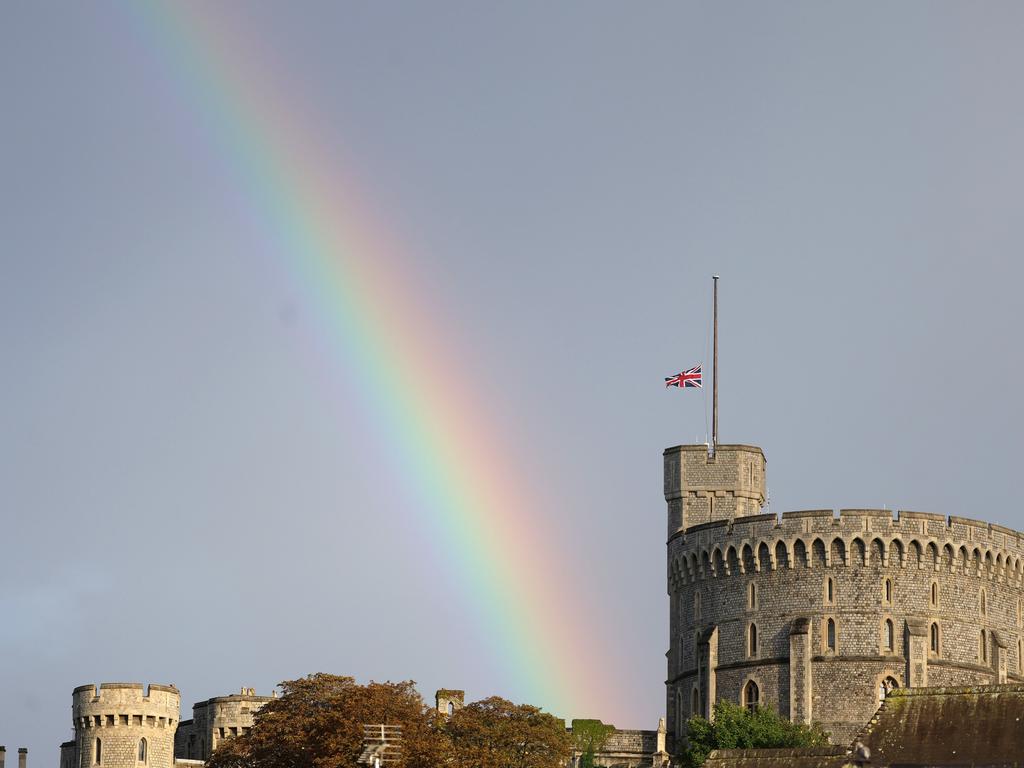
[665,443,1024,750]
[72,684,180,768]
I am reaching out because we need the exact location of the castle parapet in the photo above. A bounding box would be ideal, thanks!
[664,444,766,535]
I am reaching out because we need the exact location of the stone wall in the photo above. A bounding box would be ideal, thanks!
[71,684,180,768]
[174,690,271,762]
[666,506,1024,746]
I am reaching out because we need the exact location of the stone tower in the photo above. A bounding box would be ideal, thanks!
[71,684,180,768]
[663,444,766,536]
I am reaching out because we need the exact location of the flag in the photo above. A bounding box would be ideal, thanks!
[665,365,702,388]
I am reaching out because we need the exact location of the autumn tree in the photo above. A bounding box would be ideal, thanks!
[207,674,447,768]
[445,696,572,768]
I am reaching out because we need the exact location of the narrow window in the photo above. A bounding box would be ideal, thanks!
[825,577,834,605]
[692,687,699,716]
[981,629,988,662]
[138,739,147,764]
[826,618,837,653]
[748,582,757,610]
[694,592,702,621]
[447,702,454,716]
[930,623,939,654]
[748,623,758,658]
[95,739,102,765]
[981,589,987,616]
[884,578,892,605]
[1018,639,1022,673]
[931,581,938,607]
[884,619,894,652]
[743,680,759,712]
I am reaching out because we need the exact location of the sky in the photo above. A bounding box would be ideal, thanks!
[4,0,1024,758]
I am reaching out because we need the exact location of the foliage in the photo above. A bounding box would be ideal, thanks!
[445,696,572,768]
[571,719,616,768]
[680,700,829,768]
[206,674,447,768]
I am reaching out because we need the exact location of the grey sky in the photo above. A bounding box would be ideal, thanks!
[4,0,1024,757]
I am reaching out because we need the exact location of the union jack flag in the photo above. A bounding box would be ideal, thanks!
[665,365,702,389]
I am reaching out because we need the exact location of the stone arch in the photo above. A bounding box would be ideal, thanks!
[689,552,700,581]
[742,543,756,573]
[925,542,938,571]
[984,550,994,579]
[871,537,886,565]
[812,538,827,568]
[851,538,867,567]
[959,546,970,573]
[890,538,904,568]
[972,547,983,576]
[909,540,922,568]
[793,538,808,568]
[996,552,1004,580]
[830,537,847,567]
[757,541,772,572]
[712,547,726,578]
[700,550,712,579]
[727,545,740,575]
[774,540,789,569]
[943,543,955,572]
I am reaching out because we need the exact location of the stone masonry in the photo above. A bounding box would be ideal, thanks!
[665,443,1024,750]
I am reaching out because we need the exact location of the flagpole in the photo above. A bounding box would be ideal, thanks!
[712,275,719,456]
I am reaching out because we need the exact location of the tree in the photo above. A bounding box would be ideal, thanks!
[570,719,615,768]
[680,701,829,768]
[207,674,447,768]
[445,696,572,768]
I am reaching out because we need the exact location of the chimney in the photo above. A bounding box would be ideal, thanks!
[1,745,6,768]
[17,748,26,768]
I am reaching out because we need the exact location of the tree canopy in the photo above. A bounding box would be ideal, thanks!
[681,701,829,768]
[206,674,569,768]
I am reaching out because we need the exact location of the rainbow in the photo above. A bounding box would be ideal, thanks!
[130,1,619,718]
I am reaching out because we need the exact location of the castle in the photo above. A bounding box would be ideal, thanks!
[664,443,1024,747]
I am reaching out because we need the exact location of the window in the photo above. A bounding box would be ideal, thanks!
[884,578,892,605]
[883,619,894,652]
[748,623,758,658]
[743,680,760,712]
[1019,639,1023,673]
[1018,598,1022,628]
[826,618,837,653]
[981,589,987,616]
[748,582,757,610]
[447,702,454,716]
[878,677,899,704]
[931,581,938,607]
[138,739,147,764]
[694,592,702,621]
[981,629,988,663]
[692,687,700,717]
[95,739,101,765]
[930,623,939,655]
[188,736,196,759]
[824,577,834,605]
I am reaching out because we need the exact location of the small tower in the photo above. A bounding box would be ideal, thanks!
[435,689,464,717]
[71,684,180,768]
[664,444,766,536]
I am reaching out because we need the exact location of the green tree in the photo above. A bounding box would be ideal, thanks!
[445,696,572,768]
[570,719,615,768]
[206,674,447,768]
[681,701,829,768]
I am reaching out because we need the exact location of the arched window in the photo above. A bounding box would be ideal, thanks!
[694,592,702,621]
[883,619,894,652]
[981,629,988,662]
[824,577,834,605]
[930,623,939,654]
[95,739,102,765]
[878,676,899,704]
[743,680,759,712]
[884,578,892,605]
[931,581,938,607]
[748,582,757,610]
[748,623,758,658]
[691,687,700,717]
[826,618,837,653]
[447,702,454,716]
[138,739,147,764]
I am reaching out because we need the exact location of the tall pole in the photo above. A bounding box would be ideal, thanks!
[712,275,719,455]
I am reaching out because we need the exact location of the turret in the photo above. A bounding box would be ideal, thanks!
[664,444,766,536]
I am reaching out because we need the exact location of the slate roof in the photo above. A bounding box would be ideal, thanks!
[703,746,848,767]
[856,684,1024,768]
